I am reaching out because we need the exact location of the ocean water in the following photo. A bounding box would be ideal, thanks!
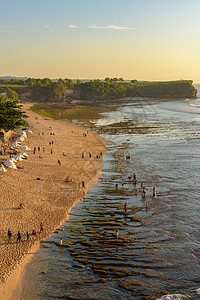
[21,85,200,300]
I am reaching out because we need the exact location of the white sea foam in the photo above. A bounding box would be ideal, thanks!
[157,294,188,300]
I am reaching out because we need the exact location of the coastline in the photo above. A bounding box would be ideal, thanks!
[0,103,107,299]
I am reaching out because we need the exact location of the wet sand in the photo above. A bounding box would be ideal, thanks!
[0,103,107,299]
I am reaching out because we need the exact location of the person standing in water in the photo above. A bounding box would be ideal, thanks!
[115,229,119,241]
[141,182,144,192]
[153,187,157,197]
[124,202,128,213]
[142,186,146,198]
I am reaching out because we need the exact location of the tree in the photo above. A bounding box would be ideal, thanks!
[104,77,110,83]
[131,79,138,84]
[65,78,74,87]
[41,78,53,86]
[26,78,36,87]
[57,78,65,85]
[5,88,19,101]
[0,97,28,131]
[76,79,81,85]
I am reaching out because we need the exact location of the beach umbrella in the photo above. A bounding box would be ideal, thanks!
[19,131,27,138]
[27,129,33,134]
[4,161,17,168]
[13,155,24,161]
[16,136,25,142]
[19,131,27,139]
[12,141,21,146]
[6,157,17,163]
[21,152,28,157]
[0,165,7,172]
[20,145,31,150]
[14,153,25,158]
[7,164,17,169]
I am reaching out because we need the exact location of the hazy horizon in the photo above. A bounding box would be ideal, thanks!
[1,0,200,83]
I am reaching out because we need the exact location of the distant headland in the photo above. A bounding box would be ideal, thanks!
[0,77,197,102]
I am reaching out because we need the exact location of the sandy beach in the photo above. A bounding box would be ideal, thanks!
[0,103,107,299]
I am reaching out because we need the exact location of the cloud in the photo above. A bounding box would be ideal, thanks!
[2,26,12,33]
[88,24,138,30]
[43,25,55,31]
[68,25,79,29]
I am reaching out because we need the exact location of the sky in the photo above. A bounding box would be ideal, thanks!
[1,0,200,82]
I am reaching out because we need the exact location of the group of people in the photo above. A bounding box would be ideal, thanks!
[114,174,157,241]
[82,152,103,159]
[7,222,44,243]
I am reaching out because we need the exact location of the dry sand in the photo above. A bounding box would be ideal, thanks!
[0,103,107,299]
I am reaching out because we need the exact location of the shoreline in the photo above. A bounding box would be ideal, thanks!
[0,103,107,299]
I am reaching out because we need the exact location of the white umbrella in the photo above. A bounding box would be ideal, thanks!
[12,141,21,146]
[14,153,25,159]
[6,157,17,163]
[0,165,7,172]
[20,145,31,150]
[7,164,17,169]
[4,161,17,168]
[16,136,25,141]
[14,156,23,161]
[21,152,28,157]
[19,131,27,138]
[27,129,33,134]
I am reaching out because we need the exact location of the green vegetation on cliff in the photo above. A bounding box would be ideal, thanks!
[78,79,197,100]
[0,77,197,102]
[126,80,197,98]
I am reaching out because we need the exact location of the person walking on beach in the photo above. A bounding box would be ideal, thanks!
[17,231,21,242]
[57,159,61,165]
[8,229,12,242]
[39,222,44,234]
[60,238,63,247]
[27,232,30,241]
[51,148,53,155]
